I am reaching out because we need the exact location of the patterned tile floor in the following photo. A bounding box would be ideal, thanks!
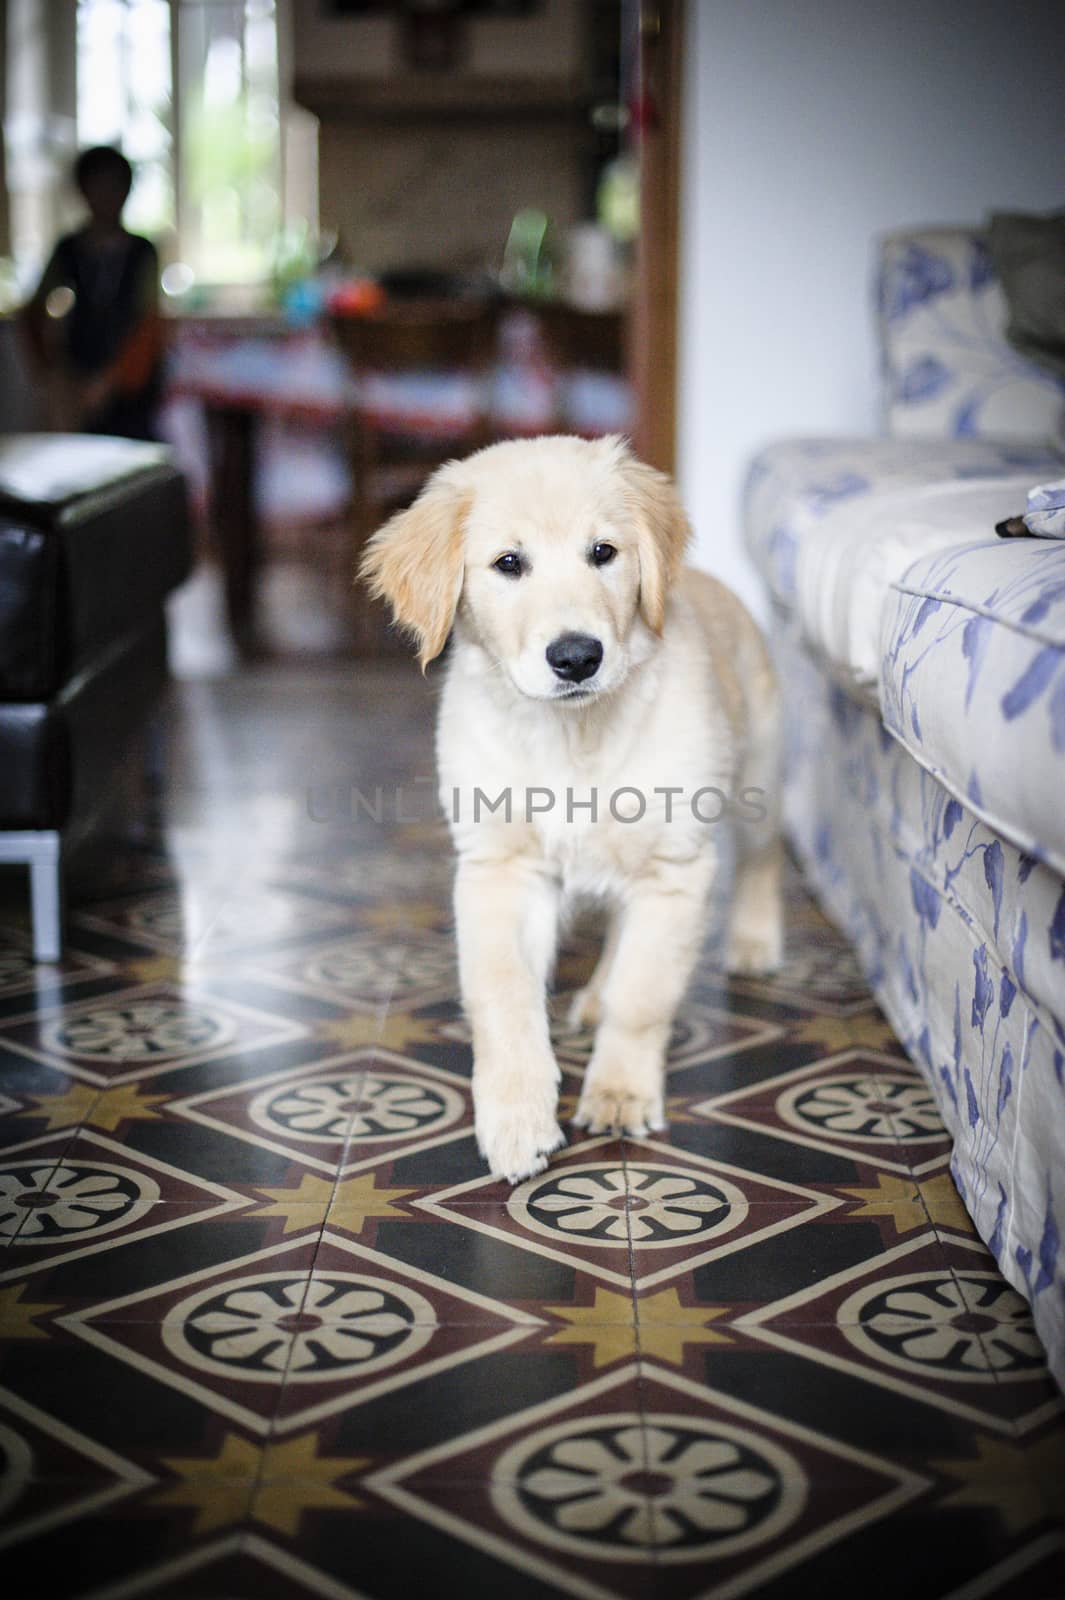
[0,665,1062,1599]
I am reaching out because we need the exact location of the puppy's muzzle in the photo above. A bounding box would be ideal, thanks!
[546,632,603,684]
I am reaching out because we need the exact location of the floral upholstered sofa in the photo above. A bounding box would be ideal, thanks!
[744,227,1065,1384]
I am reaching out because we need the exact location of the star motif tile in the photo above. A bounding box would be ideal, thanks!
[416,1136,841,1292]
[739,1232,1058,1435]
[0,982,307,1086]
[71,886,351,956]
[170,1048,473,1177]
[369,1361,926,1600]
[249,931,458,1012]
[0,1385,152,1550]
[0,1129,250,1283]
[63,1230,541,1438]
[692,1050,951,1175]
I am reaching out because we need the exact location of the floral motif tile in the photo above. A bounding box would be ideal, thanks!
[0,1129,249,1282]
[249,931,458,1013]
[170,1049,472,1178]
[370,1362,926,1600]
[0,983,307,1086]
[740,1233,1058,1435]
[416,1136,839,1294]
[693,1050,951,1176]
[63,1231,540,1439]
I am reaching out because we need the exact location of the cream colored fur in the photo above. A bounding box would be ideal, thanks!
[361,435,782,1184]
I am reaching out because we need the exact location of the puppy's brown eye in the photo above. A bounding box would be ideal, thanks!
[493,552,524,577]
[591,542,617,567]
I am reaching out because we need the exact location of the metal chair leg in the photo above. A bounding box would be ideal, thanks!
[28,833,63,962]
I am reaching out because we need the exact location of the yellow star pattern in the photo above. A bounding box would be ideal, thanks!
[637,1289,732,1364]
[253,1171,417,1234]
[930,1433,1065,1534]
[790,1012,902,1054]
[315,1012,443,1052]
[124,955,185,983]
[0,1285,62,1338]
[918,1172,976,1234]
[152,1432,262,1534]
[544,1287,731,1368]
[153,1432,366,1536]
[17,1082,98,1131]
[545,1289,638,1367]
[257,1432,368,1535]
[18,1081,169,1133]
[838,1172,928,1235]
[839,1170,973,1237]
[359,903,446,933]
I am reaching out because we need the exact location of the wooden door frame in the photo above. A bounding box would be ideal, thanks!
[629,0,684,475]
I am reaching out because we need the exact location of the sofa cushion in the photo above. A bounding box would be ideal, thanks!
[795,474,1046,690]
[877,227,1065,442]
[881,539,1065,878]
[744,435,1061,613]
[0,434,191,700]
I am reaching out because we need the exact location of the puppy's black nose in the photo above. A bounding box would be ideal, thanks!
[546,632,603,683]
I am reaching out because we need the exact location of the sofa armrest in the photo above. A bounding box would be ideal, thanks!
[877,227,1065,445]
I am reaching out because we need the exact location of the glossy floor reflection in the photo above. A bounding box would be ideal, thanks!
[0,665,1062,1599]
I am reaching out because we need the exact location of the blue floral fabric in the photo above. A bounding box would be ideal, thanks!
[775,614,1065,1388]
[744,436,1061,610]
[744,224,1065,1389]
[882,540,1065,878]
[878,228,1065,443]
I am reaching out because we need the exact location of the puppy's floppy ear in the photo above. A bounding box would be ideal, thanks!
[617,448,692,634]
[359,476,468,670]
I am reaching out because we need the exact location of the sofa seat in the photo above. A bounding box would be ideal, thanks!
[882,538,1065,879]
[745,435,1060,617]
[0,435,189,701]
[0,432,190,959]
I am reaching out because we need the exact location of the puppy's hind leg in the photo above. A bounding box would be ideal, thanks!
[727,688,783,976]
[727,838,783,976]
[574,853,715,1137]
[567,908,621,1032]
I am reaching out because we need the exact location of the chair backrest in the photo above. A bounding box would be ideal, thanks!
[877,226,1064,444]
[332,301,499,376]
[535,304,627,373]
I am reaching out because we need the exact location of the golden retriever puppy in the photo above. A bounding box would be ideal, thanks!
[361,435,781,1184]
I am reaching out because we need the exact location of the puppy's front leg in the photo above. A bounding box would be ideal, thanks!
[455,855,565,1183]
[574,855,715,1137]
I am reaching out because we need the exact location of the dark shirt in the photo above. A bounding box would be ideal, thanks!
[39,229,161,438]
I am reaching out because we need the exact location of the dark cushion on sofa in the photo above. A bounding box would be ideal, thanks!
[0,434,192,700]
[0,616,168,829]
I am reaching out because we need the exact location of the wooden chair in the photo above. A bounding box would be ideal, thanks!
[332,300,500,654]
[532,303,631,437]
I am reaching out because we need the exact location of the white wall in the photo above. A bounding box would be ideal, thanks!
[677,0,1065,618]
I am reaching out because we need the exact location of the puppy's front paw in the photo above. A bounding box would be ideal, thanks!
[476,1099,565,1185]
[573,1079,665,1139]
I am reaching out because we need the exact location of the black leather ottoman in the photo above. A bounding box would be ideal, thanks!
[0,434,192,958]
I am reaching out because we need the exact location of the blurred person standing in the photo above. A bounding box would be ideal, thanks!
[22,146,163,440]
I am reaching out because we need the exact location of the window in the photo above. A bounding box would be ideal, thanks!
[5,0,309,288]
